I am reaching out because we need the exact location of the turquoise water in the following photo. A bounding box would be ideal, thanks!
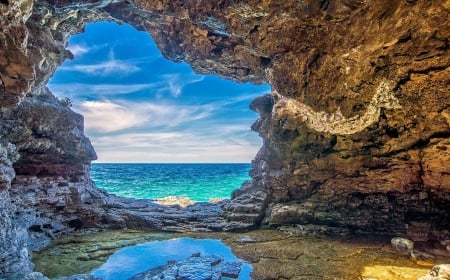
[91,163,252,202]
[91,237,252,280]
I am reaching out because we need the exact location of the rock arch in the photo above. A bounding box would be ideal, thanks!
[1,0,449,276]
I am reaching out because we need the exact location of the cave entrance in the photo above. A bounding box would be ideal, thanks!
[48,21,269,203]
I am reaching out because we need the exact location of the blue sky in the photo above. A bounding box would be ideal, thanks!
[48,21,270,163]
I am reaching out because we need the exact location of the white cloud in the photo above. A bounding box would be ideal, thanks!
[61,50,140,76]
[88,84,155,95]
[80,101,147,132]
[67,44,89,56]
[94,148,260,163]
[76,100,261,163]
[157,73,205,97]
[49,72,207,100]
[50,84,264,162]
[48,83,157,104]
[77,100,215,134]
[47,83,158,102]
[91,131,261,163]
[61,60,140,76]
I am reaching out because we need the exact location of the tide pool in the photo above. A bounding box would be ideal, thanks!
[91,237,252,280]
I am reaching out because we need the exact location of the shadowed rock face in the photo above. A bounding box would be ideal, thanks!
[0,0,449,277]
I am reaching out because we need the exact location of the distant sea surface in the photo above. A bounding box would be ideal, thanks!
[91,163,252,202]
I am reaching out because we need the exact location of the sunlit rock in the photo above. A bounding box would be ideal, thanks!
[419,264,450,280]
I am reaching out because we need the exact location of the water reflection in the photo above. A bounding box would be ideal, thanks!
[91,237,252,280]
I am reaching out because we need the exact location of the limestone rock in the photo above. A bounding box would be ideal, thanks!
[0,141,33,276]
[391,237,414,255]
[419,264,450,280]
[1,87,97,177]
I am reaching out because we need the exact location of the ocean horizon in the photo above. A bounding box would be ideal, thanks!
[91,163,252,202]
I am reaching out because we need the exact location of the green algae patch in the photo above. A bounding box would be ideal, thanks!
[186,230,448,280]
[32,230,175,278]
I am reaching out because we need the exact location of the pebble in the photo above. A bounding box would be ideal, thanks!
[236,235,257,243]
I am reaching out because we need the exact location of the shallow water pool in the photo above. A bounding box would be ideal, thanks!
[34,229,448,279]
[91,237,252,279]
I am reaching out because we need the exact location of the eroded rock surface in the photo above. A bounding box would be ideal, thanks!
[0,0,449,277]
[0,141,31,275]
[33,229,450,280]
[129,254,243,280]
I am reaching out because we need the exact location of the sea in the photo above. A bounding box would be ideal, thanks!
[91,163,252,202]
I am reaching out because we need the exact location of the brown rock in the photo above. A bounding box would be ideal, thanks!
[391,237,414,255]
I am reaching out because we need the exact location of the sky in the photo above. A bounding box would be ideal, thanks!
[48,21,270,163]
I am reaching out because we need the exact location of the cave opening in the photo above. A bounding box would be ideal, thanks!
[48,21,270,203]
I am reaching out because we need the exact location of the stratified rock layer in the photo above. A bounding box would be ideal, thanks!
[0,0,449,277]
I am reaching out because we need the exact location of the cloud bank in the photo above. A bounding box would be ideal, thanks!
[49,21,269,163]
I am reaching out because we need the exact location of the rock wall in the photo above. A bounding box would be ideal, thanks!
[0,142,31,274]
[0,0,449,277]
[229,0,450,240]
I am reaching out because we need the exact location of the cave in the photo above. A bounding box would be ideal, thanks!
[48,20,267,202]
[0,0,449,278]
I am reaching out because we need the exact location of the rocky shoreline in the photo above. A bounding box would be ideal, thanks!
[30,229,450,280]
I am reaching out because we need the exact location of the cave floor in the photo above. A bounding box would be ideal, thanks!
[32,229,449,280]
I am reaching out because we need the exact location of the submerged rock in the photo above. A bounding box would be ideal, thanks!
[54,275,97,280]
[129,253,242,280]
[32,230,175,278]
[154,196,195,207]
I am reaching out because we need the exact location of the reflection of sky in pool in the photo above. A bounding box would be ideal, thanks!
[91,237,252,280]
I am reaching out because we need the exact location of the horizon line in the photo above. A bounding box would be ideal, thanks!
[91,162,252,164]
